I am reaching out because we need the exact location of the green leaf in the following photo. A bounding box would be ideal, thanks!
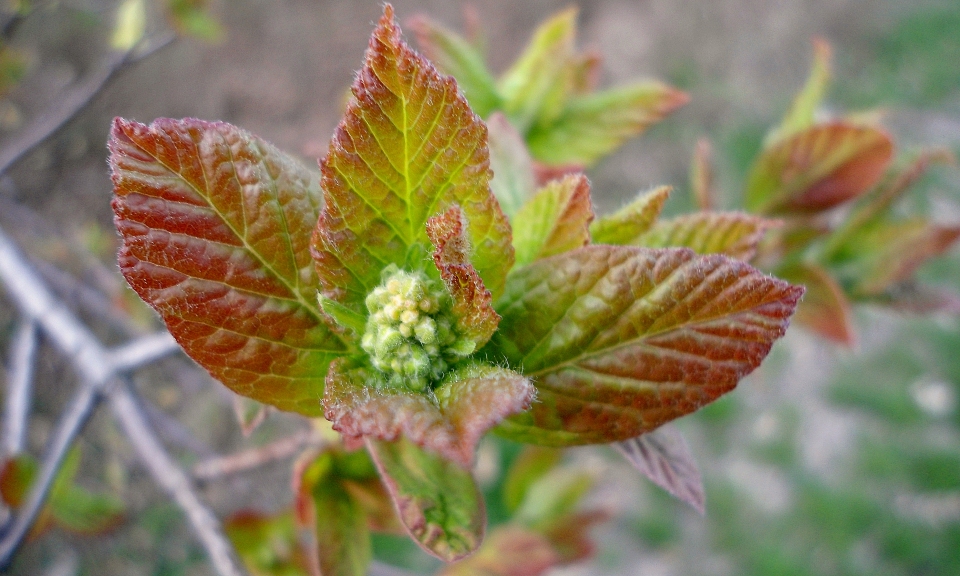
[312,478,371,576]
[487,113,536,219]
[490,245,804,445]
[366,436,486,562]
[439,525,559,576]
[110,117,348,416]
[502,446,562,513]
[111,0,146,51]
[323,360,533,467]
[409,15,502,117]
[768,38,832,144]
[745,123,893,214]
[514,468,593,529]
[497,8,578,133]
[589,186,671,245]
[311,6,514,306]
[527,82,689,167]
[226,510,309,576]
[50,486,125,535]
[512,174,594,267]
[635,212,779,261]
[426,205,501,348]
[167,0,223,41]
[779,262,855,345]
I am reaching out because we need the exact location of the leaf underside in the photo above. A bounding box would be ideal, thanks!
[491,245,804,446]
[110,117,347,416]
[311,6,513,307]
[613,424,705,514]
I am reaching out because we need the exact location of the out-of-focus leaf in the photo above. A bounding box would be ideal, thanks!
[690,137,715,211]
[512,174,594,266]
[502,446,562,513]
[50,487,125,535]
[167,0,223,41]
[233,395,270,437]
[527,83,689,167]
[110,118,348,416]
[590,186,671,245]
[635,212,779,261]
[440,525,559,576]
[822,148,956,260]
[780,262,855,345]
[570,50,602,95]
[540,510,609,564]
[226,510,309,576]
[745,123,893,214]
[111,0,145,51]
[491,245,804,445]
[341,478,404,534]
[323,360,533,467]
[849,220,960,297]
[514,468,593,529]
[870,283,960,315]
[409,15,501,117]
[497,8,578,133]
[311,7,513,305]
[768,38,832,143]
[0,454,37,507]
[366,436,485,562]
[426,206,500,348]
[613,424,705,514]
[312,477,370,576]
[487,113,536,218]
[0,42,27,96]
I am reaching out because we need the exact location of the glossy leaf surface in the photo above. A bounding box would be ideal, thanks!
[636,212,778,261]
[527,83,689,167]
[367,436,485,562]
[589,186,671,245]
[311,6,513,305]
[512,174,594,266]
[491,245,803,445]
[614,424,705,514]
[745,123,893,214]
[110,117,346,415]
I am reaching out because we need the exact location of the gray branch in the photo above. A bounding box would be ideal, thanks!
[2,319,37,456]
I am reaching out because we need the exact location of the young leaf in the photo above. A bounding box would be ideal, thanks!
[497,8,578,133]
[512,174,594,267]
[490,245,804,445]
[780,262,855,345]
[527,83,689,167]
[366,436,486,562]
[487,113,536,218]
[110,118,348,415]
[311,6,513,305]
[635,212,779,261]
[50,486,125,535]
[409,15,501,117]
[323,360,533,468]
[589,186,671,245]
[226,510,310,576]
[514,468,594,529]
[439,525,559,576]
[0,454,36,507]
[502,446,562,513]
[745,123,893,214]
[613,424,705,514]
[312,478,371,576]
[768,38,832,144]
[426,205,500,348]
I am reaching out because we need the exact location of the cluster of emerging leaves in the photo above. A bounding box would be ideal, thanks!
[108,5,806,574]
[692,40,960,344]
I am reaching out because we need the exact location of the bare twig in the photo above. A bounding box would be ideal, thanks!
[2,320,37,456]
[0,33,176,176]
[111,379,247,576]
[193,430,322,481]
[107,332,179,373]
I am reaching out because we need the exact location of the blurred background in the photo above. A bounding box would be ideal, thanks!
[1,0,959,574]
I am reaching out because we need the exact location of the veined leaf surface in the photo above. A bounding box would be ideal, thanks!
[527,83,689,167]
[312,6,513,306]
[110,118,347,416]
[589,186,671,245]
[614,424,705,514]
[745,123,893,214]
[512,174,594,267]
[490,245,803,445]
[367,436,485,562]
[635,212,779,261]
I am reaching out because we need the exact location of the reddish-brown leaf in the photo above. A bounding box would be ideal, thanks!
[690,137,715,211]
[635,211,780,261]
[781,262,855,345]
[426,205,500,348]
[746,123,893,214]
[311,6,513,306]
[614,424,705,514]
[323,360,533,467]
[491,245,804,445]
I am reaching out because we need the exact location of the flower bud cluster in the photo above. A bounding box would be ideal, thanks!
[361,268,476,391]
